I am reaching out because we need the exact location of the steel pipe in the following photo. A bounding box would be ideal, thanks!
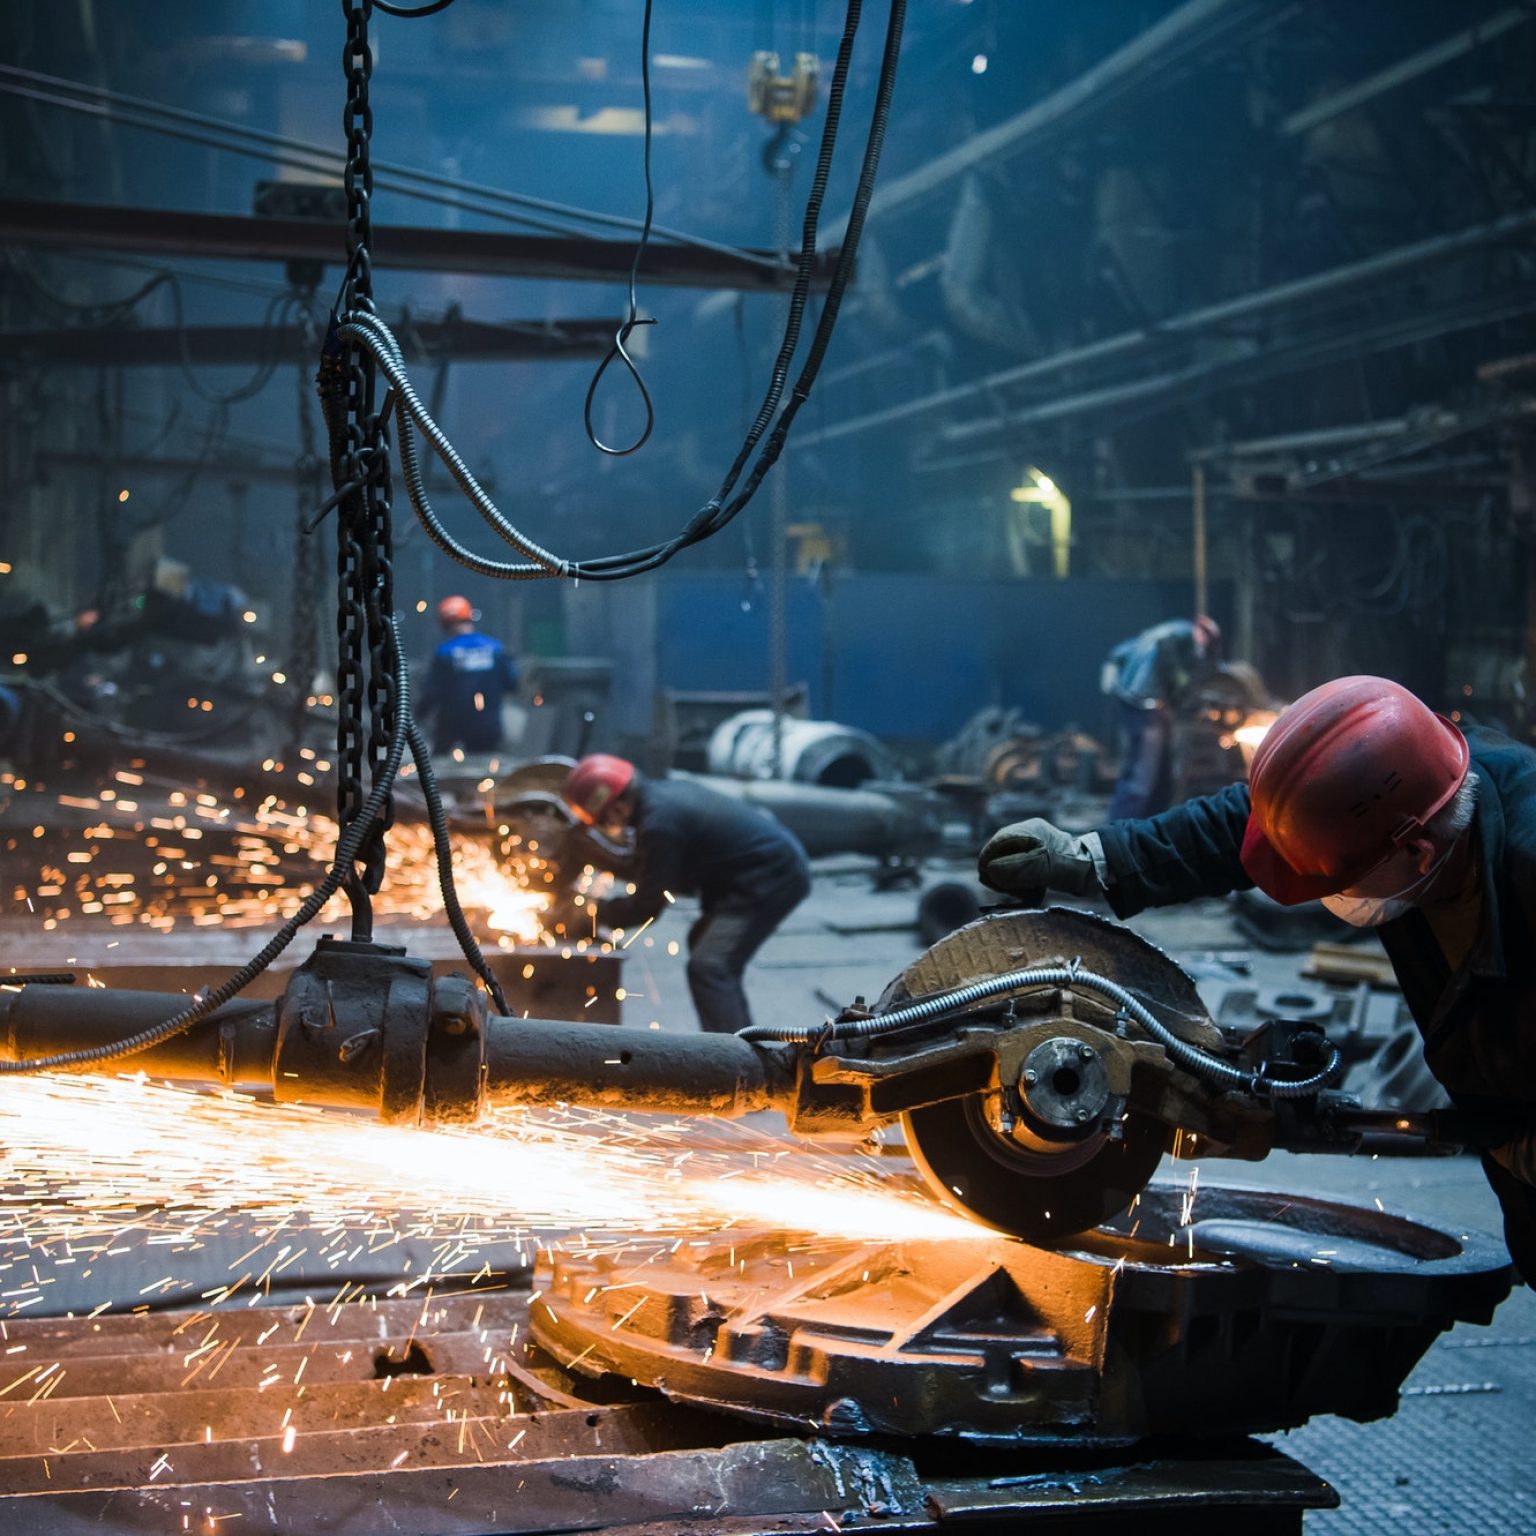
[0,951,795,1127]
[481,1018,793,1118]
[0,984,279,1085]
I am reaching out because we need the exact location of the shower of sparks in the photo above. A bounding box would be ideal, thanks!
[2,765,550,945]
[0,1074,981,1318]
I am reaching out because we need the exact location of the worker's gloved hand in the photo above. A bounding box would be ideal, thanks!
[978,818,1103,905]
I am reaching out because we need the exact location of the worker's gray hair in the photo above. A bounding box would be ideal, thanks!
[1426,772,1478,843]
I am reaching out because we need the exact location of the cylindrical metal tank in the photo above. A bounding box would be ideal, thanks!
[676,772,940,860]
[705,710,898,788]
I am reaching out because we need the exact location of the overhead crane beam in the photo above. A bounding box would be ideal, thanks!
[0,198,840,294]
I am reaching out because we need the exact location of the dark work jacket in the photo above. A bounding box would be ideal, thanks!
[597,778,811,931]
[1096,726,1536,1274]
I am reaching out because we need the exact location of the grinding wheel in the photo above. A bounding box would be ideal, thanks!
[881,908,1190,1241]
[901,1093,1167,1240]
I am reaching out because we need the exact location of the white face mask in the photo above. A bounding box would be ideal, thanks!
[1320,890,1416,928]
[1320,837,1460,928]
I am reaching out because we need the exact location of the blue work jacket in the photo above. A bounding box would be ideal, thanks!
[418,631,518,752]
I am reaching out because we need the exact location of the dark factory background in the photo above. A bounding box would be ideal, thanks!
[6,0,1531,750]
[5,6,1536,1534]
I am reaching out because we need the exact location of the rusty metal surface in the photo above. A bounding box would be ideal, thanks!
[532,1181,1510,1446]
[0,1286,1333,1534]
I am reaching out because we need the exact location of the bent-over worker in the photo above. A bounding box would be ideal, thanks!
[562,754,811,1035]
[1103,614,1222,819]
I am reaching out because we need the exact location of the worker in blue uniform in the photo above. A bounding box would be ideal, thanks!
[417,595,519,754]
[979,674,1536,1283]
[563,754,811,1034]
[1102,615,1222,819]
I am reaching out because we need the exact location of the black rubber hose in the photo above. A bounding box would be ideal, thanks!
[405,718,511,1016]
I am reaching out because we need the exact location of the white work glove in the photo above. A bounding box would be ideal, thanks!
[978,818,1103,906]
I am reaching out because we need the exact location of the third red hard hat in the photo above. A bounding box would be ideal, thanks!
[564,754,636,825]
[1239,675,1469,905]
[437,595,475,625]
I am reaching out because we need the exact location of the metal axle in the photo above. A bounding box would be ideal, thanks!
[0,938,794,1127]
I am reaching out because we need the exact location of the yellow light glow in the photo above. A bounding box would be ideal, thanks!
[1006,467,1072,578]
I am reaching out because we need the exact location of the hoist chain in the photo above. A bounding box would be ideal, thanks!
[316,0,398,938]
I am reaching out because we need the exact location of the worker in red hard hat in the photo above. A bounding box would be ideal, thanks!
[562,755,811,1035]
[1101,615,1223,819]
[977,673,1536,1280]
[416,596,519,754]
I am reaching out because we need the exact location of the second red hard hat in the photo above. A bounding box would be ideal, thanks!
[564,754,636,825]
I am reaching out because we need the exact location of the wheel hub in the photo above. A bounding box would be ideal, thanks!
[1017,1034,1112,1139]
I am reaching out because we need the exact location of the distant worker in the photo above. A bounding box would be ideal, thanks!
[417,595,519,754]
[562,755,811,1035]
[978,675,1536,1282]
[1102,615,1221,819]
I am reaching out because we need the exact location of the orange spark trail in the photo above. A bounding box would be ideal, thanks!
[0,1075,980,1316]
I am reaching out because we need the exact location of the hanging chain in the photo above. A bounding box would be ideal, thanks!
[316,0,398,939]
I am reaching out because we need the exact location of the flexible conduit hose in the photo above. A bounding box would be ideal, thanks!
[739,964,1341,1099]
[338,313,566,578]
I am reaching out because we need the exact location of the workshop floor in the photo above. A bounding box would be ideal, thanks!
[2,857,1530,1532]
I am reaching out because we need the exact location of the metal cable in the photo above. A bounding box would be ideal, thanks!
[0,65,784,265]
[288,304,327,748]
[738,962,1342,1099]
[338,313,566,574]
[323,0,904,589]
[583,0,657,457]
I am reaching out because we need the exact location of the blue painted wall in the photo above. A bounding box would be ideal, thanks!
[656,574,1227,741]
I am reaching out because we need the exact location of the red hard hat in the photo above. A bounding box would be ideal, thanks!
[564,754,636,825]
[437,595,475,625]
[1240,675,1469,906]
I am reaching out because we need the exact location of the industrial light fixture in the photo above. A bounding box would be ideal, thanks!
[971,53,988,74]
[1007,466,1072,578]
